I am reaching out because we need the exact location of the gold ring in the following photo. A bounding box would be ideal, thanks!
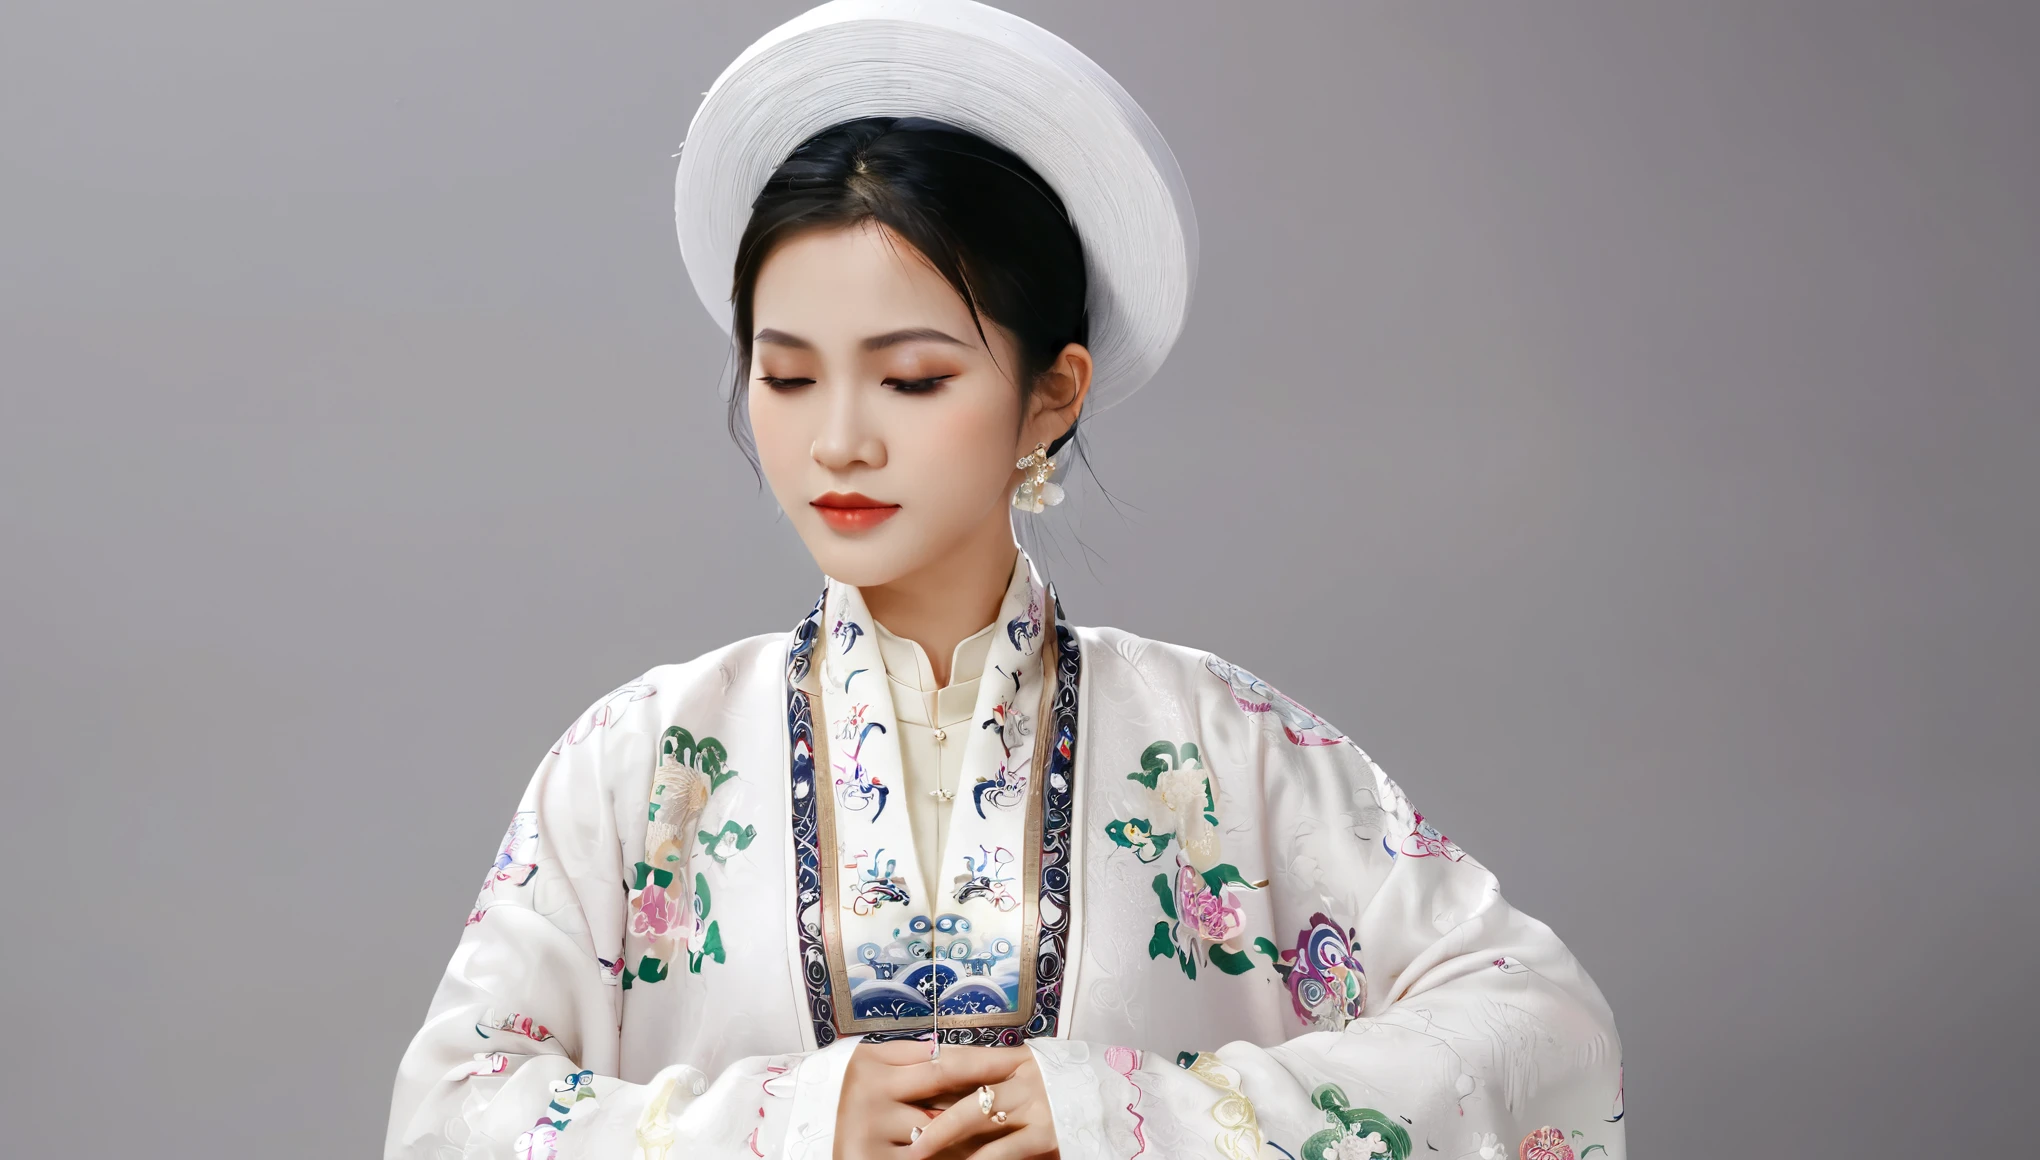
[977,1084,997,1117]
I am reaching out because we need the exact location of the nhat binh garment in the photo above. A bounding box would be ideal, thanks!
[387,551,1626,1160]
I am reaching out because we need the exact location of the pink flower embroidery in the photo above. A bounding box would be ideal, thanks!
[514,1119,560,1160]
[1104,1047,1147,1158]
[1519,1126,1575,1160]
[1400,812,1467,861]
[631,882,681,940]
[1176,863,1245,944]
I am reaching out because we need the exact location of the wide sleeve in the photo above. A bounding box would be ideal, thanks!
[1030,718,1625,1160]
[385,679,858,1160]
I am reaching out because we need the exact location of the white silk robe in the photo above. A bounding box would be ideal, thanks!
[386,567,1625,1160]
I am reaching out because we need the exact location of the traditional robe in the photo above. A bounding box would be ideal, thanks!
[387,552,1625,1160]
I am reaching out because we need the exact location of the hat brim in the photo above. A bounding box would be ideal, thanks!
[675,0,1197,413]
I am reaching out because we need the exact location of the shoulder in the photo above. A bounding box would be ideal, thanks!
[546,630,791,760]
[1070,624,1352,750]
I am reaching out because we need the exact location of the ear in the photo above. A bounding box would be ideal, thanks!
[1022,342,1093,451]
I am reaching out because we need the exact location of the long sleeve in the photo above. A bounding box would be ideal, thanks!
[385,675,856,1160]
[1035,679,1624,1160]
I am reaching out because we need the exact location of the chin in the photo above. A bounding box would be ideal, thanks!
[797,527,925,589]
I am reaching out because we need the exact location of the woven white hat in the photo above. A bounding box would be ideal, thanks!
[675,0,1197,413]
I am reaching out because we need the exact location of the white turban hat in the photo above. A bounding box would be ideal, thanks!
[675,0,1198,413]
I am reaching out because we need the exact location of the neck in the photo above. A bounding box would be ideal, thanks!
[859,516,1017,688]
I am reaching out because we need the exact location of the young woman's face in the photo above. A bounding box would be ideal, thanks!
[747,221,1073,587]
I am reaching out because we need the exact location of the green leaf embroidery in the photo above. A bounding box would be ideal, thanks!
[1253,936,1282,963]
[631,861,673,891]
[1208,945,1257,975]
[1148,920,1177,962]
[636,955,669,984]
[1200,863,1257,893]
[688,921,725,972]
[1301,1085,1411,1160]
[662,726,737,793]
[696,821,758,865]
[1106,818,1173,862]
[1151,873,1177,921]
[1127,739,1202,789]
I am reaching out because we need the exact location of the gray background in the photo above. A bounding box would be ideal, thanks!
[3,1,2034,1155]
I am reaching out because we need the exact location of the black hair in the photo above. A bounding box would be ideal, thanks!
[725,116,1090,469]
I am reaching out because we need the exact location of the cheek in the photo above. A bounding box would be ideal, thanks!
[749,393,810,489]
[925,399,1016,476]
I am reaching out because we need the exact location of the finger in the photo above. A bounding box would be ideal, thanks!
[891,1046,1029,1103]
[965,1122,1057,1160]
[877,1099,940,1145]
[903,1080,1031,1159]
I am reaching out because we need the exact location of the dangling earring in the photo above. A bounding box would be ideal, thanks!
[1012,442,1064,513]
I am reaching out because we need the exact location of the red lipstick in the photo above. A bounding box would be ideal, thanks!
[810,491,901,532]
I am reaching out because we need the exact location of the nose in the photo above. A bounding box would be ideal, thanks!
[810,380,886,472]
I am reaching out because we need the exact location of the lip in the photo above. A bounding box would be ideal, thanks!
[811,491,901,532]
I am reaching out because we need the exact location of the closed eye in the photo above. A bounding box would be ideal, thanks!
[885,375,955,394]
[758,376,814,390]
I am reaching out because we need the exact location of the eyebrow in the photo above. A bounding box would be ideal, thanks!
[751,327,970,352]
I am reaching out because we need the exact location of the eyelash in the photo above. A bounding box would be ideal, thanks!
[755,375,953,394]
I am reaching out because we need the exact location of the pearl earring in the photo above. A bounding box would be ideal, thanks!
[1012,442,1064,512]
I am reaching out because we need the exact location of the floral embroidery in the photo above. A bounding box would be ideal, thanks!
[463,1052,509,1077]
[971,699,1031,817]
[1147,855,1272,979]
[688,871,726,972]
[971,759,1027,818]
[1105,1046,1148,1158]
[467,810,541,926]
[835,703,870,740]
[1398,812,1466,861]
[1006,588,1043,653]
[1108,740,1277,979]
[1175,1052,1266,1160]
[1104,816,1173,863]
[1299,1084,1409,1160]
[1124,740,1219,869]
[1274,913,1366,1030]
[1518,1126,1574,1160]
[697,820,757,865]
[845,847,912,915]
[513,1069,598,1160]
[833,720,892,823]
[476,1010,553,1042]
[831,610,863,651]
[626,726,742,988]
[1204,656,1344,746]
[513,1119,559,1160]
[952,844,1020,911]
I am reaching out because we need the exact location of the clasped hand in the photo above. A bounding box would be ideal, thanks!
[832,1041,1058,1160]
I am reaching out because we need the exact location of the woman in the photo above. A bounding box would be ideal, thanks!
[386,4,1624,1159]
